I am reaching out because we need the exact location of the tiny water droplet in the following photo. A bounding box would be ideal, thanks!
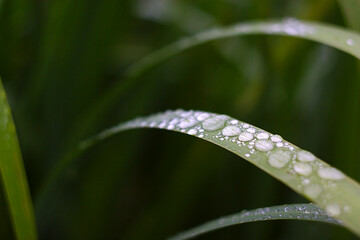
[346,38,354,46]
[187,129,197,135]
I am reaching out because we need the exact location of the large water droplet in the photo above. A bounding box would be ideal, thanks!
[196,113,210,121]
[304,184,322,199]
[268,149,291,168]
[238,132,253,141]
[222,126,241,136]
[202,115,229,131]
[318,167,344,180]
[178,118,197,128]
[270,134,283,142]
[297,150,316,162]
[326,203,341,216]
[256,132,269,140]
[255,140,274,152]
[293,162,312,176]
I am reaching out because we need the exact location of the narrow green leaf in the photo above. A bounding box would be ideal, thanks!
[168,203,341,240]
[80,110,360,237]
[338,0,360,32]
[73,19,360,144]
[0,80,38,240]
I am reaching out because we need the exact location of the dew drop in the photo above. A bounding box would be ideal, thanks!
[196,113,210,121]
[346,38,354,46]
[276,142,284,147]
[254,140,274,152]
[325,203,341,217]
[268,149,291,168]
[238,132,253,141]
[247,128,256,133]
[304,184,322,199]
[222,126,241,136]
[230,119,239,124]
[242,123,249,128]
[202,115,229,131]
[318,167,344,180]
[297,150,316,162]
[187,129,197,135]
[293,162,312,176]
[178,118,197,128]
[270,135,283,142]
[256,132,269,140]
[245,153,250,157]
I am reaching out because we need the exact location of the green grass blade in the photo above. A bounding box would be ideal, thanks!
[338,0,360,32]
[0,80,38,240]
[168,203,341,240]
[74,19,360,143]
[80,110,360,237]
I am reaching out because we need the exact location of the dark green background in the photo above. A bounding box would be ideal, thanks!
[0,0,359,239]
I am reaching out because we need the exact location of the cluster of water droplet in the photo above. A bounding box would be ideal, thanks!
[126,109,349,218]
[266,18,315,36]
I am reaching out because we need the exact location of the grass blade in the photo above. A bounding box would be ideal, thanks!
[0,80,38,239]
[338,0,360,32]
[73,19,360,145]
[168,203,341,240]
[80,110,360,237]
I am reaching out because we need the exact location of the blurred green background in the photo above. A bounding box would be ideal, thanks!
[0,0,359,239]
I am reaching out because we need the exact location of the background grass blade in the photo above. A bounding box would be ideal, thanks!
[80,110,360,237]
[0,79,38,239]
[338,0,360,32]
[73,18,360,146]
[168,203,341,240]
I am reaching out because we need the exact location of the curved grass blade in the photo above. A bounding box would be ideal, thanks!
[80,110,360,237]
[71,18,360,149]
[0,80,38,239]
[168,203,341,240]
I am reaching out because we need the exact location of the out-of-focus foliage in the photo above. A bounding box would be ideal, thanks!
[0,0,359,239]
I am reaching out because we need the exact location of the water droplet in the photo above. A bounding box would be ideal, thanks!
[255,140,274,152]
[304,184,322,199]
[276,142,284,147]
[158,121,167,128]
[245,153,250,157]
[270,135,283,142]
[202,115,229,131]
[318,167,344,180]
[178,118,197,128]
[222,126,241,136]
[242,123,249,128]
[268,149,291,168]
[187,129,197,135]
[346,38,354,46]
[326,203,341,216]
[238,132,253,141]
[297,150,316,162]
[247,128,256,133]
[196,113,210,121]
[230,119,239,124]
[293,162,312,176]
[256,132,269,140]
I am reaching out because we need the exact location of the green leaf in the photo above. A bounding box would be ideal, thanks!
[0,80,38,239]
[74,19,360,142]
[338,0,360,32]
[168,203,341,240]
[80,110,360,237]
